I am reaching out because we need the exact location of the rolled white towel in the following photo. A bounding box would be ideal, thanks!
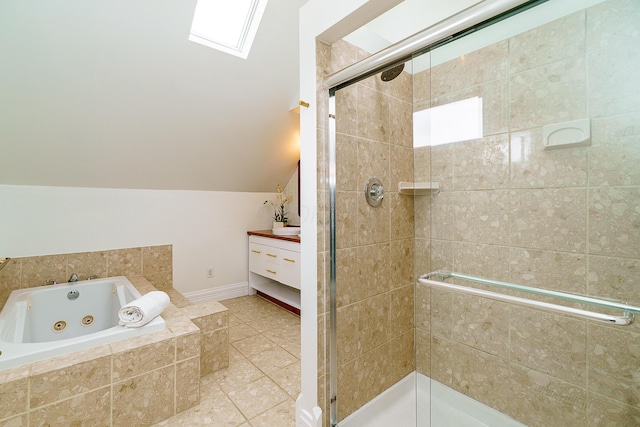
[118,291,170,328]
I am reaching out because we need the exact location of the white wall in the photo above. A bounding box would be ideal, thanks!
[283,162,301,226]
[0,0,300,193]
[0,185,275,294]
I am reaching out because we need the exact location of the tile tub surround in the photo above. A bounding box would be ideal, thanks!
[153,295,301,426]
[185,300,230,376]
[317,1,640,426]
[0,245,174,308]
[0,276,230,426]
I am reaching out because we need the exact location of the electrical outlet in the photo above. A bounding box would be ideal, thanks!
[207,267,214,278]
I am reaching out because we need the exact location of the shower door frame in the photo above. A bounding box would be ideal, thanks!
[324,0,547,425]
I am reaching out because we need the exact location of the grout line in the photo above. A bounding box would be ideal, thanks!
[160,294,301,425]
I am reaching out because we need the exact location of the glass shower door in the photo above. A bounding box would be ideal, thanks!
[416,0,640,426]
[329,57,416,426]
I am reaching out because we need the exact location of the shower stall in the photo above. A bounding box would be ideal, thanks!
[317,0,640,426]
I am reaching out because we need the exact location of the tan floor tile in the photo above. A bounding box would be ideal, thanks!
[249,347,299,374]
[229,346,245,362]
[212,358,264,393]
[242,295,277,308]
[153,382,246,426]
[268,361,301,398]
[279,342,301,359]
[231,334,278,358]
[263,324,300,346]
[218,297,246,307]
[157,295,300,426]
[246,312,300,333]
[248,399,297,427]
[231,304,282,322]
[263,324,301,358]
[229,324,260,342]
[226,376,289,420]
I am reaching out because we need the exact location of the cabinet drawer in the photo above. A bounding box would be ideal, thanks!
[279,248,301,289]
[248,235,300,290]
[249,243,268,274]
[249,243,281,277]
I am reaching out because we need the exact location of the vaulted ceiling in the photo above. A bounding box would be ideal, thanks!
[0,0,304,192]
[1,0,484,193]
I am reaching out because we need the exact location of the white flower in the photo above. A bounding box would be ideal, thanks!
[264,185,291,223]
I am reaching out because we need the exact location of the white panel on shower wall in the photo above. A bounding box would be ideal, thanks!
[413,96,483,147]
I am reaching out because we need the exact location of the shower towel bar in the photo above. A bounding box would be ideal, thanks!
[418,271,640,326]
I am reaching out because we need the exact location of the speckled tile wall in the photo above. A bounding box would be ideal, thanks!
[319,0,640,426]
[0,245,173,307]
[417,1,640,425]
[317,37,415,423]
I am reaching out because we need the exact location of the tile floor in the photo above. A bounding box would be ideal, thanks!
[154,295,301,426]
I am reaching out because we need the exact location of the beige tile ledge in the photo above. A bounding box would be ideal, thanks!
[128,276,190,318]
[128,276,229,377]
[168,314,201,336]
[127,275,158,293]
[130,275,229,334]
[166,288,194,308]
[0,364,30,384]
[184,300,228,318]
[30,344,112,376]
[110,328,176,354]
[127,274,188,310]
[184,301,229,332]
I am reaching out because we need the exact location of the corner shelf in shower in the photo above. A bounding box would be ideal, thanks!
[398,181,439,195]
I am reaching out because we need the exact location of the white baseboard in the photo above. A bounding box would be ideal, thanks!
[182,281,250,304]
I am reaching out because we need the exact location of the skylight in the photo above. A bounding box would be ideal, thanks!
[189,0,268,59]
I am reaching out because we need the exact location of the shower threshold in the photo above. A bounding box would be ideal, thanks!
[338,372,525,427]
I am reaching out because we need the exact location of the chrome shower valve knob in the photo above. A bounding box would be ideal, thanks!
[364,178,384,207]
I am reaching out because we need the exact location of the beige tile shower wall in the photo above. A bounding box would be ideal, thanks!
[0,245,173,307]
[417,1,640,425]
[316,38,416,423]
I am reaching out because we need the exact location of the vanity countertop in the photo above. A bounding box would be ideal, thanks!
[247,229,300,243]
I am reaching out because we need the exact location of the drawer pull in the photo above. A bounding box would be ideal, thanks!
[283,258,296,263]
[251,250,261,254]
[266,269,277,274]
[266,253,277,258]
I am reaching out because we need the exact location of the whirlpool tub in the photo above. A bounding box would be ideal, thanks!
[0,276,165,370]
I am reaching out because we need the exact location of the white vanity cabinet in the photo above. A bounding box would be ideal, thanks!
[247,231,301,311]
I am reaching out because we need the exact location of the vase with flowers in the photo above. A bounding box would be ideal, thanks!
[265,184,291,229]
